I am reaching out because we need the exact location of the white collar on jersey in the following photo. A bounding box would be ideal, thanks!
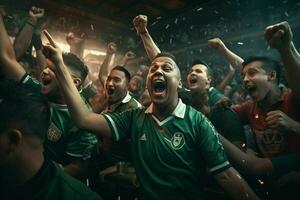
[121,91,132,103]
[145,98,186,119]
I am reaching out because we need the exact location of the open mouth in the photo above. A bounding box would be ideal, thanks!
[107,88,115,95]
[152,80,166,94]
[245,84,257,94]
[189,77,197,84]
[42,79,51,86]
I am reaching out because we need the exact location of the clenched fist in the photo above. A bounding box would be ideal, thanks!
[264,21,293,50]
[133,15,148,34]
[107,42,117,54]
[208,38,225,50]
[29,6,45,19]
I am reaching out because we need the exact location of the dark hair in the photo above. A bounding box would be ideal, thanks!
[191,59,214,78]
[62,53,88,85]
[242,56,282,84]
[0,80,50,141]
[112,65,131,82]
[154,52,177,63]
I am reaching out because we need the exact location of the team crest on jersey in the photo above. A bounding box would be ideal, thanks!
[171,132,185,150]
[47,123,62,142]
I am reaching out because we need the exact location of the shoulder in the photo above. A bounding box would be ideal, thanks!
[56,165,102,199]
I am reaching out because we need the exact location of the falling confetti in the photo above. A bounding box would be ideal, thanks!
[237,42,244,45]
[258,179,264,185]
[165,24,170,29]
[90,24,94,31]
[151,21,158,26]
[174,18,178,24]
[156,16,162,20]
[284,12,289,17]
[196,7,203,11]
[214,10,219,14]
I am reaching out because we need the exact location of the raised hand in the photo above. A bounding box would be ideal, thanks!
[264,21,293,50]
[43,30,64,67]
[208,38,225,50]
[124,51,136,60]
[29,6,45,19]
[107,42,117,54]
[133,15,147,34]
[266,110,299,132]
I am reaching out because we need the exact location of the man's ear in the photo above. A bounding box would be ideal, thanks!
[178,79,183,89]
[73,78,82,87]
[7,129,23,152]
[268,70,277,81]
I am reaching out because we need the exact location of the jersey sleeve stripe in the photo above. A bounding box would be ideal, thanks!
[209,161,230,174]
[21,74,30,83]
[104,114,120,141]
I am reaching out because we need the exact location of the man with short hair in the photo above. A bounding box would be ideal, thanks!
[45,28,259,199]
[234,54,300,157]
[0,14,97,180]
[0,80,101,200]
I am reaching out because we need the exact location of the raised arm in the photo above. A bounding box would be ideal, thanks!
[208,38,244,72]
[31,32,46,81]
[133,15,161,61]
[43,30,111,138]
[217,64,236,92]
[214,167,260,200]
[98,42,116,86]
[0,13,25,81]
[265,21,300,98]
[13,6,44,60]
[119,50,136,66]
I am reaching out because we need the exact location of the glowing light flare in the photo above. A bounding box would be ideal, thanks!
[55,42,70,53]
[83,49,106,58]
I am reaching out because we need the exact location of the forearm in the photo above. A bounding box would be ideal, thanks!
[0,14,17,61]
[220,46,244,71]
[215,167,259,200]
[55,62,93,128]
[140,30,161,61]
[219,134,272,176]
[217,68,235,92]
[279,42,300,98]
[13,17,36,60]
[0,14,25,80]
[35,50,46,81]
[98,53,114,84]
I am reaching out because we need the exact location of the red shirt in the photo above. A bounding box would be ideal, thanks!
[233,91,300,157]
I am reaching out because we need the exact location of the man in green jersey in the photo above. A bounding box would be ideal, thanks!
[44,30,259,199]
[0,80,102,200]
[0,14,97,181]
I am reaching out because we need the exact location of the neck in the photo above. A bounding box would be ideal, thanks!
[108,92,127,106]
[2,148,44,188]
[258,85,282,109]
[153,98,179,120]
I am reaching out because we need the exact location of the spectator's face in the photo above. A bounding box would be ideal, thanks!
[105,69,128,103]
[147,56,181,106]
[187,64,210,92]
[129,75,143,93]
[242,61,271,102]
[40,61,60,96]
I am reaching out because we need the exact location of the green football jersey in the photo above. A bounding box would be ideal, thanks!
[101,92,142,163]
[21,74,98,165]
[104,99,230,199]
